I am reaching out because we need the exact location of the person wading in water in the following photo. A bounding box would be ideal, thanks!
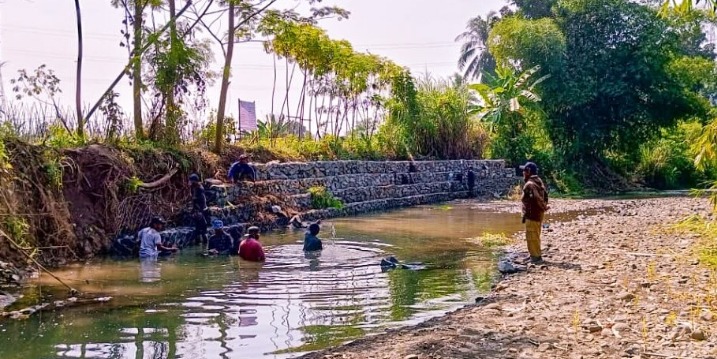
[520,162,549,264]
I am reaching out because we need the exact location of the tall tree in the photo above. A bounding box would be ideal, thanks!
[74,0,84,138]
[112,0,161,139]
[164,0,180,144]
[132,0,144,139]
[490,0,711,164]
[511,0,557,19]
[214,0,237,154]
[198,0,283,154]
[455,12,498,82]
[201,0,349,153]
[469,66,549,164]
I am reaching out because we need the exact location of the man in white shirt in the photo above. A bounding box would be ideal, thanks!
[138,217,177,259]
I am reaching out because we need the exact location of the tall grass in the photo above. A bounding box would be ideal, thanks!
[0,101,207,145]
[384,75,488,159]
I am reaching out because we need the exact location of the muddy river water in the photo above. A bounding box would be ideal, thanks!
[0,202,533,359]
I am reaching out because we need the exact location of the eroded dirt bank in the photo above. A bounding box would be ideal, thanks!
[302,197,717,359]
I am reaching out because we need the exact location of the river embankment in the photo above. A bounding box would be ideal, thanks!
[0,140,518,286]
[301,196,717,359]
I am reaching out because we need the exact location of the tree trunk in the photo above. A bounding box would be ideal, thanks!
[74,0,84,138]
[271,53,277,115]
[214,1,235,154]
[165,0,179,145]
[296,70,307,138]
[132,0,144,139]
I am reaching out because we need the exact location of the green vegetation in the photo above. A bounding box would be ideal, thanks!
[672,215,717,268]
[308,186,344,210]
[2,0,717,197]
[467,233,514,248]
[452,0,717,192]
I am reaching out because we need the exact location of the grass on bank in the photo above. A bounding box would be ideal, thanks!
[466,233,513,248]
[671,214,717,268]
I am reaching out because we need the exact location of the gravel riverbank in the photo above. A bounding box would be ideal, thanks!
[301,197,717,359]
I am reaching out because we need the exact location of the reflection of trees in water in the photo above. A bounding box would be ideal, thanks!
[15,244,488,358]
[386,250,472,321]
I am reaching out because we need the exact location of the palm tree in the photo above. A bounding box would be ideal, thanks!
[455,12,499,82]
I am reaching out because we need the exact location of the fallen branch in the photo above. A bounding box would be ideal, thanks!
[643,352,706,359]
[606,249,674,258]
[137,168,179,189]
[1,296,111,320]
[0,229,78,295]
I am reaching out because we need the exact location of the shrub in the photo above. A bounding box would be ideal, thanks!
[635,121,708,189]
[308,186,344,209]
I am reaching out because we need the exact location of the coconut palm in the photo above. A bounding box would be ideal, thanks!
[455,12,499,82]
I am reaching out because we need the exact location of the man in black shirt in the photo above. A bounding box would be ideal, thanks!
[227,154,257,183]
[467,167,476,198]
[189,173,211,244]
[207,220,232,255]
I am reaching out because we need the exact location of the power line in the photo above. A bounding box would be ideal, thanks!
[3,48,459,69]
[1,25,459,49]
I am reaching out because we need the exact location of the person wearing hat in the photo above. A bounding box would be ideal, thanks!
[303,222,323,252]
[138,216,177,259]
[227,154,257,184]
[519,161,549,264]
[235,226,265,262]
[207,219,232,255]
[189,173,211,245]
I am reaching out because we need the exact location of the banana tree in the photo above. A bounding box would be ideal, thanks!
[257,114,291,146]
[659,0,716,16]
[468,65,549,164]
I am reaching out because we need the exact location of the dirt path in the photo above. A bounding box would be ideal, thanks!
[301,197,717,359]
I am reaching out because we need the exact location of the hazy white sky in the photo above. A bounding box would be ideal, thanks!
[0,0,505,126]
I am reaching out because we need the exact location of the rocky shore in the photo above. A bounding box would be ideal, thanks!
[301,196,717,359]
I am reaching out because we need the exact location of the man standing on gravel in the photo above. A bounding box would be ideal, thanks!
[520,162,549,264]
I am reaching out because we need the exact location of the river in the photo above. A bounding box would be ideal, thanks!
[0,202,527,359]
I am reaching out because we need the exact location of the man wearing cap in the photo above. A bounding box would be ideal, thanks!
[138,217,178,259]
[207,220,233,255]
[236,226,265,262]
[228,154,257,184]
[189,174,211,244]
[519,162,549,264]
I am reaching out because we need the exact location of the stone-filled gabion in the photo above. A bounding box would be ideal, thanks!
[110,160,518,255]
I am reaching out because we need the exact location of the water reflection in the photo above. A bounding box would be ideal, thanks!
[139,259,162,283]
[0,203,521,359]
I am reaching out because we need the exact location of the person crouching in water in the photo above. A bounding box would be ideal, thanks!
[207,220,232,255]
[234,226,265,262]
[138,216,178,259]
[520,162,549,264]
[303,222,323,252]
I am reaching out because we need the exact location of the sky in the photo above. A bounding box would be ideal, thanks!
[0,0,506,130]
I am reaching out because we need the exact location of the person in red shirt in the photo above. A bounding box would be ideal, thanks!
[237,226,265,262]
